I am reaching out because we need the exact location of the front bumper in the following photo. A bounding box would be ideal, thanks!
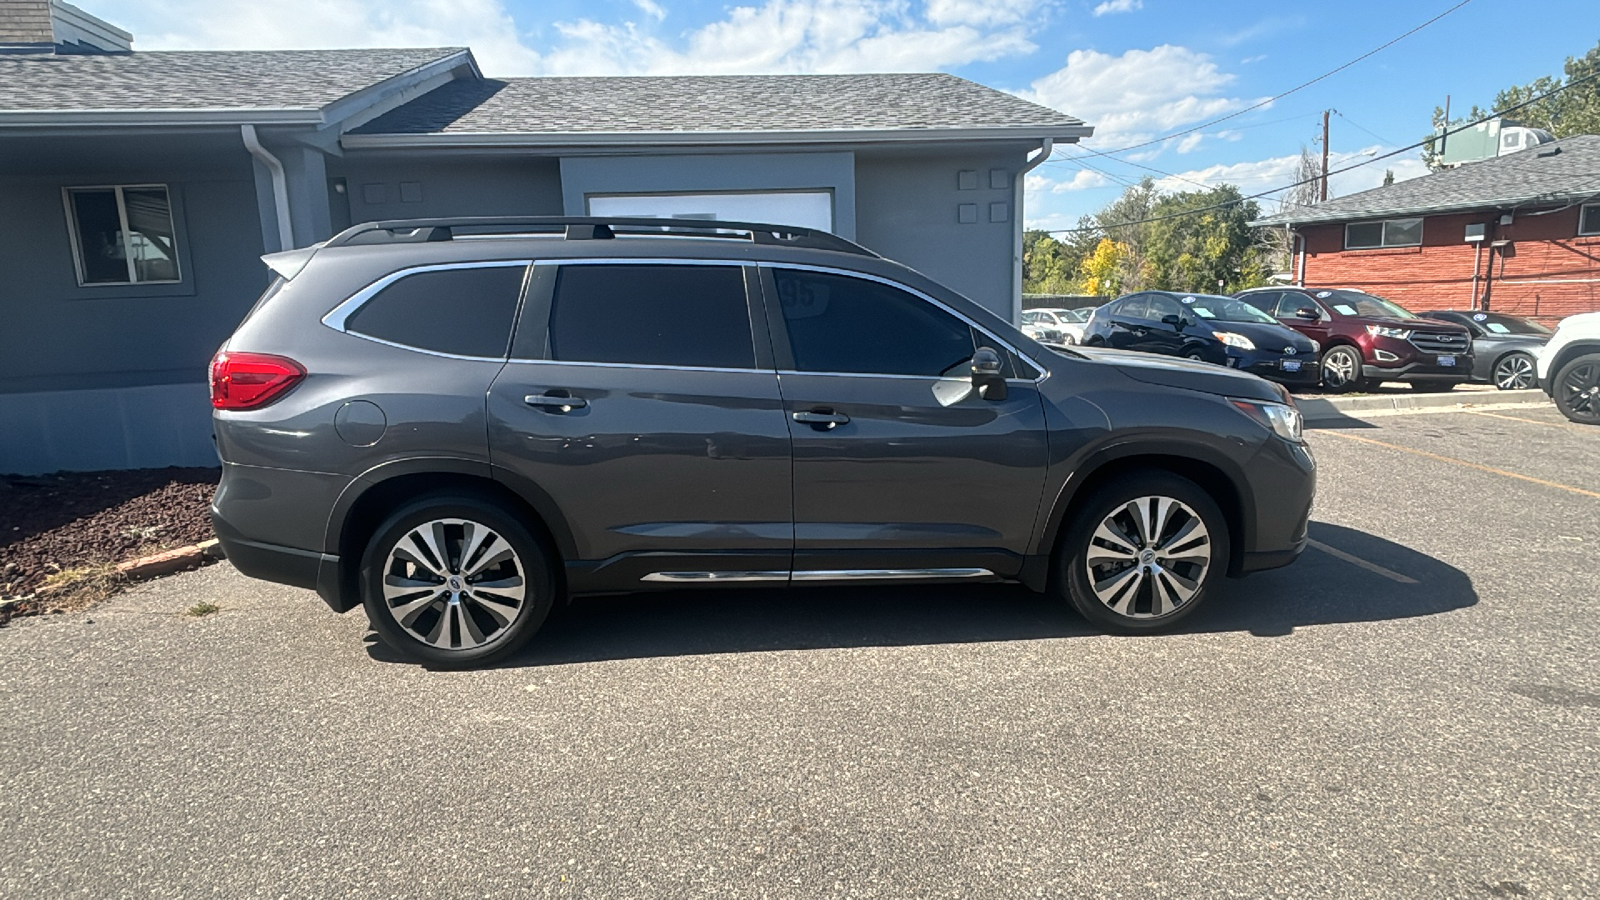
[1232,435,1316,576]
[1362,357,1473,382]
[1227,348,1320,385]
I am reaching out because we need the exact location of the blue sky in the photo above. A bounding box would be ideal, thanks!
[94,0,1599,230]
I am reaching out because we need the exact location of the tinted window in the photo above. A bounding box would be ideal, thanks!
[1146,295,1184,322]
[1273,292,1317,318]
[1116,295,1150,319]
[549,264,754,368]
[346,264,525,357]
[1238,291,1278,314]
[771,268,980,377]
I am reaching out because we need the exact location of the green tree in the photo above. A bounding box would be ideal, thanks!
[1021,230,1082,295]
[1143,185,1268,293]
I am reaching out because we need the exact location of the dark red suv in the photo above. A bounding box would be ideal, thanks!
[1235,287,1474,393]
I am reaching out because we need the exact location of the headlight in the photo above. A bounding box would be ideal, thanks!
[1215,331,1256,351]
[1231,399,1304,442]
[1366,325,1412,339]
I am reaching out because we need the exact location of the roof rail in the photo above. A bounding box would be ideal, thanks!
[322,216,877,257]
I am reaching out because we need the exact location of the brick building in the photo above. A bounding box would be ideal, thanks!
[1256,134,1600,324]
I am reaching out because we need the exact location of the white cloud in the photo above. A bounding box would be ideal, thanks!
[1149,145,1431,200]
[1021,45,1257,151]
[632,0,668,22]
[1028,168,1111,193]
[1091,0,1141,16]
[99,0,1045,77]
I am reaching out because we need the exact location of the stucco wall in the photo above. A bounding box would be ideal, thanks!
[333,156,564,226]
[1300,206,1600,323]
[855,146,1026,320]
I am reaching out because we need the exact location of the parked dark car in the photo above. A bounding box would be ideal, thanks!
[1414,310,1552,390]
[1235,287,1474,393]
[1081,291,1320,385]
[211,217,1315,667]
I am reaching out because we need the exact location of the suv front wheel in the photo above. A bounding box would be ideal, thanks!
[1319,345,1367,393]
[360,494,556,667]
[1553,352,1600,425]
[1057,472,1229,632]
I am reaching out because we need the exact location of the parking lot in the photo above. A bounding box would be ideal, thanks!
[2,404,1596,899]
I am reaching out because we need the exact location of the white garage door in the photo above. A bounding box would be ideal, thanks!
[587,191,834,233]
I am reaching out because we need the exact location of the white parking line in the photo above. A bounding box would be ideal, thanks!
[1307,538,1419,584]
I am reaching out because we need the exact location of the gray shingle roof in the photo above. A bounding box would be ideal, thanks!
[1258,134,1600,226]
[350,73,1085,138]
[0,47,466,113]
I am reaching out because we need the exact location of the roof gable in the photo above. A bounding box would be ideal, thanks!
[0,47,471,124]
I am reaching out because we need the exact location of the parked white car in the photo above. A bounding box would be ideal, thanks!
[1537,311,1600,424]
[1022,307,1094,345]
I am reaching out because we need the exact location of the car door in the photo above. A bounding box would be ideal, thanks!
[487,260,794,586]
[1142,294,1189,356]
[1273,290,1333,346]
[758,264,1050,578]
[1105,295,1149,350]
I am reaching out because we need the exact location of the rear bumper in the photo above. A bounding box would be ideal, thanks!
[211,512,352,612]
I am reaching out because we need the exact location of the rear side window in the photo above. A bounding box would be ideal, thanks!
[771,268,983,377]
[1239,291,1278,314]
[1274,293,1318,318]
[345,264,526,358]
[1116,295,1150,319]
[548,264,755,369]
[1147,295,1184,321]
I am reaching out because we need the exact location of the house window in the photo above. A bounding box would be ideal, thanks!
[1580,204,1600,236]
[63,185,180,285]
[1344,218,1423,249]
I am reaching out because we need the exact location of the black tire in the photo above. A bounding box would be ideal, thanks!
[1319,345,1367,393]
[1181,345,1208,363]
[1085,336,1106,347]
[1492,351,1537,391]
[360,493,557,668]
[1055,472,1230,634]
[1553,352,1600,425]
[1409,381,1461,392]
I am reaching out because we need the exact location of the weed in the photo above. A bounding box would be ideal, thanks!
[186,601,220,617]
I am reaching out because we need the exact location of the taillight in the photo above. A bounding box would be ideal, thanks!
[210,351,306,410]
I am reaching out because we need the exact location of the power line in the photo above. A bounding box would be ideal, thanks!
[1076,0,1472,160]
[1039,69,1600,236]
[1333,110,1399,147]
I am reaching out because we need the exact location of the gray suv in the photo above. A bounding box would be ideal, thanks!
[211,217,1315,667]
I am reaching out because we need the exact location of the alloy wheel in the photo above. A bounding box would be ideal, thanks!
[1559,359,1600,423]
[1084,496,1211,619]
[1494,354,1536,391]
[1322,348,1359,389]
[380,517,527,650]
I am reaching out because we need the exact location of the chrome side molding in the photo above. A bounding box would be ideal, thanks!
[640,568,996,584]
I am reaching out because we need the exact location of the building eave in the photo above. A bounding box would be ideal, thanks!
[1254,191,1596,228]
[340,123,1093,151]
[0,108,327,126]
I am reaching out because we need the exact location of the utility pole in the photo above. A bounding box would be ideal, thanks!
[1319,109,1331,203]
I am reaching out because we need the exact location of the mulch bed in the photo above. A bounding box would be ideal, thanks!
[1,467,219,619]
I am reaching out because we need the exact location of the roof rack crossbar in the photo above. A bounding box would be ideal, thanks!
[323,216,876,256]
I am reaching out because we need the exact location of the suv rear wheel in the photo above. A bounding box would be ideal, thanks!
[360,494,556,667]
[1057,472,1229,633]
[1553,352,1600,425]
[1319,345,1366,393]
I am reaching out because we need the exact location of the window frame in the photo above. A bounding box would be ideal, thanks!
[1579,204,1600,237]
[62,184,183,287]
[756,262,1043,383]
[1344,217,1424,250]
[323,260,534,360]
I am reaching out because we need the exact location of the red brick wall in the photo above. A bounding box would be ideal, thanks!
[1297,206,1600,324]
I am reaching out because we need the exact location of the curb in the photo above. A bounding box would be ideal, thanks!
[1300,389,1549,423]
[114,538,225,581]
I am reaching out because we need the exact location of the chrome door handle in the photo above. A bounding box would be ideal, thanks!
[793,410,849,429]
[524,392,587,412]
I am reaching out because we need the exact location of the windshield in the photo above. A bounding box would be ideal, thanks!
[1178,294,1279,325]
[1316,289,1417,319]
[1472,312,1552,335]
[1059,308,1092,323]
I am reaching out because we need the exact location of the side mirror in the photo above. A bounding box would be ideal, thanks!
[971,347,1008,401]
[1295,307,1320,320]
[1161,314,1183,328]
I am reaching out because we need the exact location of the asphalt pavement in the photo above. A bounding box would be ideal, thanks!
[2,404,1596,899]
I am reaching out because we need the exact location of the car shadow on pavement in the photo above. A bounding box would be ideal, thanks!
[362,521,1477,668]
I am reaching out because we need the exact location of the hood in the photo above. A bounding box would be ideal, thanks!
[1558,311,1600,332]
[1070,346,1284,402]
[1375,316,1468,334]
[1203,319,1316,351]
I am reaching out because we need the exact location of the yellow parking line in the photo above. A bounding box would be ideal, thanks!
[1466,410,1584,430]
[1321,430,1600,500]
[1306,539,1418,584]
